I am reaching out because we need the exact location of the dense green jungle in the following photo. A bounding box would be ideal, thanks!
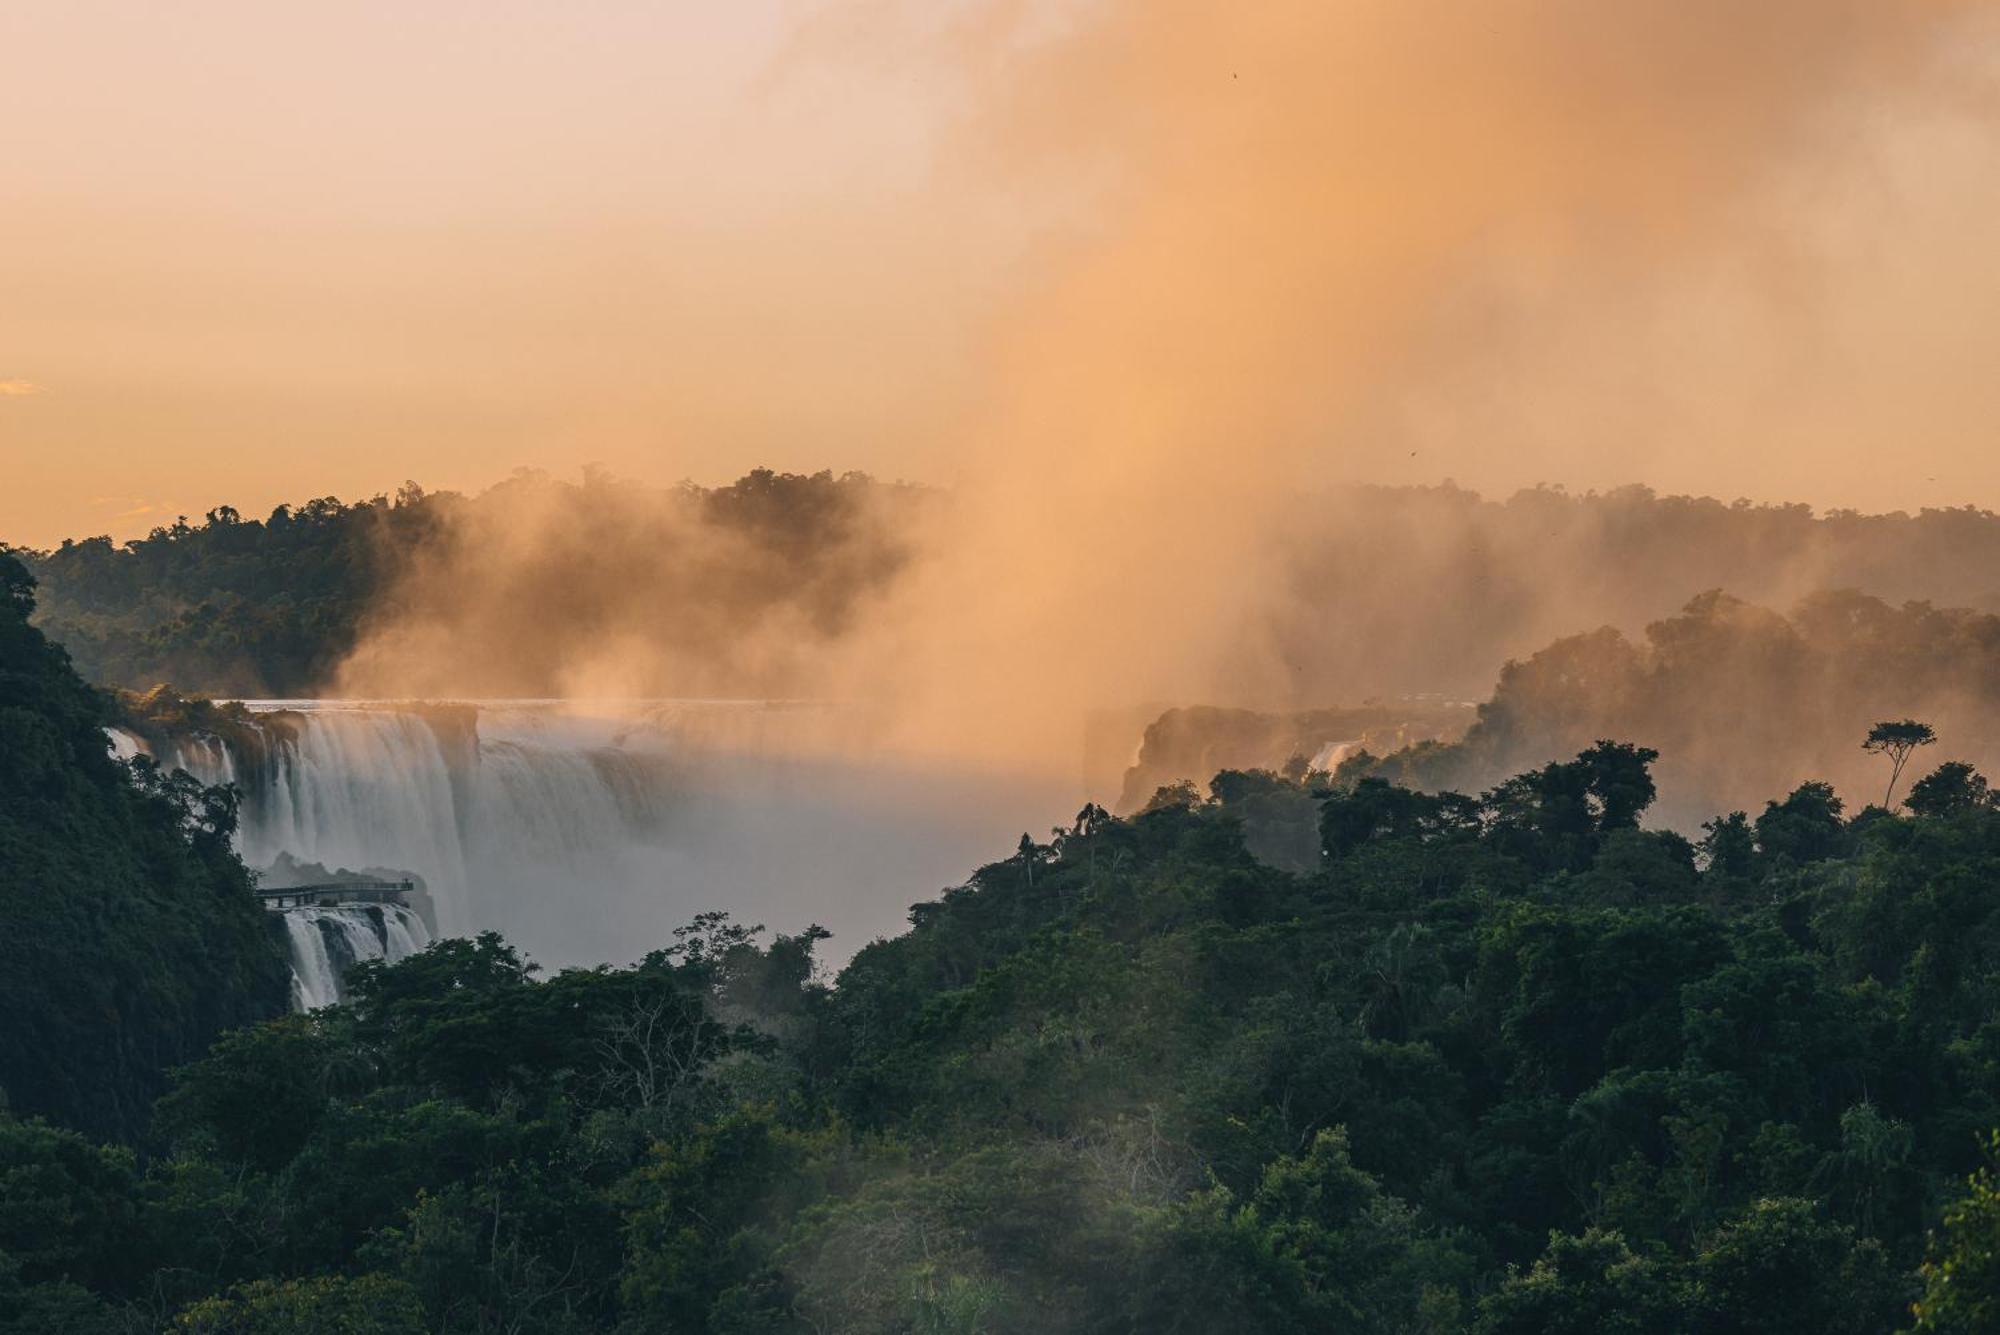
[12,0,2000,1326]
[6,530,2000,1334]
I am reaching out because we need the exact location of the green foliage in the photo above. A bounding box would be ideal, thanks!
[13,717,2000,1329]
[1207,769,1325,872]
[1866,720,1940,810]
[1699,811,1756,880]
[0,553,288,1140]
[1687,1196,1905,1334]
[1908,762,1994,819]
[0,1117,144,1295]
[1475,1229,1677,1335]
[19,497,432,696]
[1133,1128,1470,1331]
[154,1018,337,1170]
[174,1275,425,1334]
[1912,1137,2000,1333]
[17,469,929,697]
[1339,589,2000,830]
[1755,781,1850,866]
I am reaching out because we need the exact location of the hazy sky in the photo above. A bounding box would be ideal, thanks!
[0,1,1022,545]
[4,1,1999,548]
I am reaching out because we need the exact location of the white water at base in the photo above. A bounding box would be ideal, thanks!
[282,904,432,1011]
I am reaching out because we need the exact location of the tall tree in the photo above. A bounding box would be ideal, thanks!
[1862,719,1936,810]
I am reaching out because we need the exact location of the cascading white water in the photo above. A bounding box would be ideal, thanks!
[155,703,757,957]
[281,904,432,1010]
[104,727,146,761]
[235,710,472,930]
[155,699,1070,972]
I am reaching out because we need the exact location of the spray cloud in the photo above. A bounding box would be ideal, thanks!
[341,1,2000,798]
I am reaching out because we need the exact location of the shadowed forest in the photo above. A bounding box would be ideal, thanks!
[6,547,2000,1332]
[13,473,2000,1332]
[1126,588,2000,833]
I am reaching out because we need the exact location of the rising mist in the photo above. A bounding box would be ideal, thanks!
[303,1,2000,805]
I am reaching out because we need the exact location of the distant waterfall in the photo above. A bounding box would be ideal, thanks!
[157,705,677,938]
[281,903,432,1010]
[144,699,1068,972]
[150,702,742,964]
[230,710,474,930]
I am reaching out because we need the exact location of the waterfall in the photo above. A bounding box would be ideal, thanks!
[154,699,1069,972]
[241,711,469,928]
[157,702,705,952]
[104,727,146,761]
[280,903,432,1011]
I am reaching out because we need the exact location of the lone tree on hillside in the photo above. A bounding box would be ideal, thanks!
[1864,719,1937,810]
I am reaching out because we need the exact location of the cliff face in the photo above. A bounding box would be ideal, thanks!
[0,554,288,1141]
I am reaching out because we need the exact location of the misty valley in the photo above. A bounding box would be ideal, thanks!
[9,3,2000,1328]
[5,472,2000,1334]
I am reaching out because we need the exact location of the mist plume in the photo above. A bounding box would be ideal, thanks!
[337,1,1999,793]
[1342,586,2000,829]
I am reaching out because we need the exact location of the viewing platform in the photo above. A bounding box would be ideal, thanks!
[257,880,414,911]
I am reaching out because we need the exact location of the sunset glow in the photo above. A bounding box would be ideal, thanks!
[6,2,1999,548]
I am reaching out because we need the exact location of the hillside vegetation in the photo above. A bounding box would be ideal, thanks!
[16,469,925,697]
[0,555,287,1143]
[22,478,2000,707]
[1340,589,2000,828]
[1121,587,2000,834]
[5,716,2000,1328]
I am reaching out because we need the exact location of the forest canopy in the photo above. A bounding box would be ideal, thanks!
[1121,586,2000,833]
[6,696,2000,1328]
[12,469,930,699]
[1340,589,2000,827]
[18,477,2000,706]
[0,554,287,1142]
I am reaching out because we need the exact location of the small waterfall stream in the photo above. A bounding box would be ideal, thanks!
[281,903,433,1010]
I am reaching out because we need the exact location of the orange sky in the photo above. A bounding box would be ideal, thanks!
[5,1,2000,549]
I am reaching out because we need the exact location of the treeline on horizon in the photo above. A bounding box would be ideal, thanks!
[1257,483,2000,703]
[17,472,2000,704]
[1128,586,2000,834]
[7,553,2000,1331]
[1356,589,2000,827]
[30,469,2000,833]
[10,467,930,698]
